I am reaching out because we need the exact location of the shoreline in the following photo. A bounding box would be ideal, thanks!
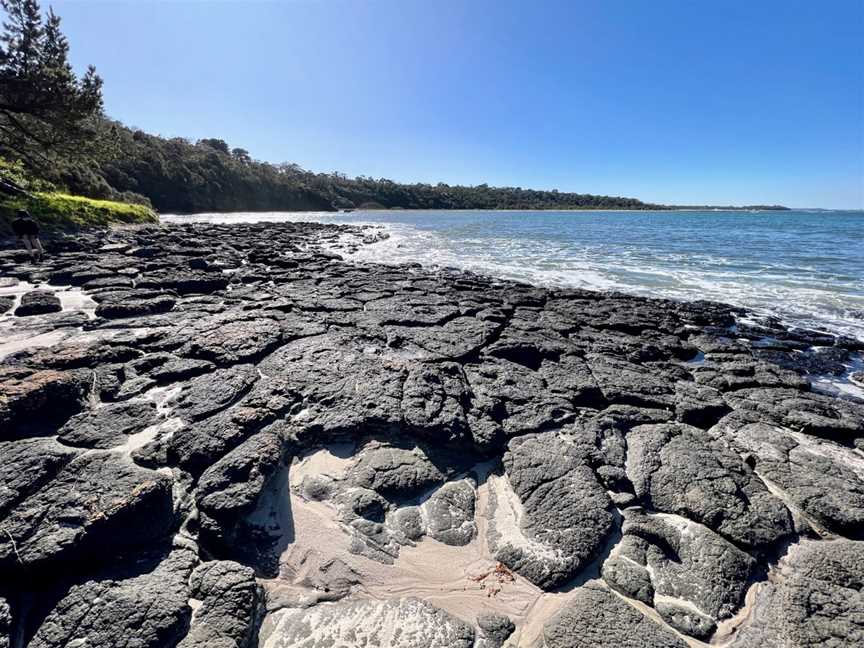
[0,221,862,648]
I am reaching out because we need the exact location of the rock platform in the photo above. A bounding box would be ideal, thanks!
[0,221,862,647]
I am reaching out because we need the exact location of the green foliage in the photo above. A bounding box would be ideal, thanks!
[0,189,157,235]
[79,121,663,214]
[0,0,105,179]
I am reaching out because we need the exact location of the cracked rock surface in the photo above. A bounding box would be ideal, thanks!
[0,221,862,647]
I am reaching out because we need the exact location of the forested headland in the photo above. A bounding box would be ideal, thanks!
[0,0,787,218]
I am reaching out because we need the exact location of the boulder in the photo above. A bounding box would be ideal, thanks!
[0,367,92,438]
[488,432,614,588]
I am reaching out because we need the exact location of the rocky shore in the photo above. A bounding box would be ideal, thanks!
[0,221,862,648]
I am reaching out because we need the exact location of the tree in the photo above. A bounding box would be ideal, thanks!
[0,0,104,175]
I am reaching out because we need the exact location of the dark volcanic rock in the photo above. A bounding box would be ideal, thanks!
[28,547,196,648]
[488,431,615,588]
[476,612,515,648]
[2,220,862,645]
[14,290,61,316]
[711,417,864,538]
[724,387,864,445]
[625,423,793,549]
[95,293,175,319]
[347,446,445,500]
[543,582,689,648]
[196,431,285,555]
[603,511,756,639]
[0,438,76,517]
[57,400,157,449]
[177,560,263,648]
[0,597,9,648]
[0,366,92,438]
[730,539,864,648]
[424,479,477,546]
[0,453,174,575]
[173,363,258,422]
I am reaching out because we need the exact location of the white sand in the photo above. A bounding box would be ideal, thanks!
[257,447,599,647]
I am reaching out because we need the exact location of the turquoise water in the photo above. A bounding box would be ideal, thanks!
[163,210,864,339]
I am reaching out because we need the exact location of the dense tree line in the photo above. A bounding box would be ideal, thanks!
[0,0,786,214]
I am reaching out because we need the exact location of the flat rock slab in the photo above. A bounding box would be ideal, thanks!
[14,291,61,316]
[0,453,174,574]
[0,366,92,438]
[57,399,158,448]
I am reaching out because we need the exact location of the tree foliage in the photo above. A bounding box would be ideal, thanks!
[0,0,104,178]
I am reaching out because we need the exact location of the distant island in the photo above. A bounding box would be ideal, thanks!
[0,0,787,229]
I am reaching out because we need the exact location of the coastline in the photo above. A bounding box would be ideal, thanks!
[0,221,862,648]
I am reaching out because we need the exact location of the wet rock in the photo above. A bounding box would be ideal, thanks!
[14,291,61,316]
[730,539,864,648]
[28,547,196,648]
[0,367,92,438]
[177,560,263,648]
[489,432,615,588]
[0,438,77,517]
[476,612,515,648]
[0,296,14,314]
[0,453,175,575]
[260,597,474,648]
[57,400,157,449]
[625,423,793,549]
[543,582,689,648]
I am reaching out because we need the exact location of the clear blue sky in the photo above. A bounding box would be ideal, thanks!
[51,0,864,208]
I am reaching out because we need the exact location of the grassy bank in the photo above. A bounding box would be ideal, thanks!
[1,191,158,237]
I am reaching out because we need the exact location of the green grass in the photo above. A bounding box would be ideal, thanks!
[1,191,158,236]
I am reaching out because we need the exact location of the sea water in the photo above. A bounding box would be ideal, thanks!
[162,210,864,339]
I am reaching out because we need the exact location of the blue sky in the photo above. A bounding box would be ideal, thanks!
[51,0,864,208]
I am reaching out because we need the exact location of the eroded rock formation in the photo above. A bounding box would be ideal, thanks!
[0,221,861,647]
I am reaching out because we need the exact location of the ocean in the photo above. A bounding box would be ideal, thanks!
[162,209,864,340]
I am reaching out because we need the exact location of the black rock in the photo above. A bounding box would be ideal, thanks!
[14,291,61,316]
